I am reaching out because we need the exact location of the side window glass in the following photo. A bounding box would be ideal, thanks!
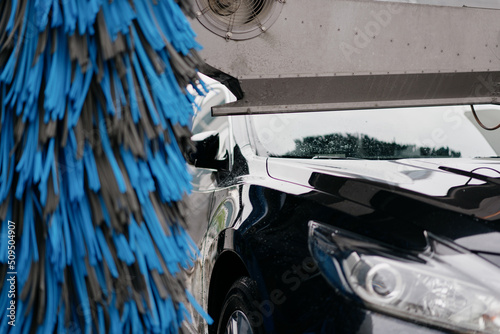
[216,127,230,161]
[191,76,237,163]
[188,76,237,190]
[192,85,233,135]
[192,90,230,161]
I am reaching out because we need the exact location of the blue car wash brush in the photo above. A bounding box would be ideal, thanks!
[0,0,212,332]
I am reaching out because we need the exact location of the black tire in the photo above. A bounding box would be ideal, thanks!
[217,277,267,334]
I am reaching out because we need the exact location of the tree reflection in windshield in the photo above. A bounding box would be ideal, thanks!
[249,106,498,160]
[281,133,461,159]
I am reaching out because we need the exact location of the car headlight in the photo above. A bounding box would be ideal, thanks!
[308,221,500,333]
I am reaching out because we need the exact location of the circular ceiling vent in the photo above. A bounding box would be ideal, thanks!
[194,0,284,40]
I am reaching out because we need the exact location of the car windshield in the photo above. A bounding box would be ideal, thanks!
[249,105,500,160]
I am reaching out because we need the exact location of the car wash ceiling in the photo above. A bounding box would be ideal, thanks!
[190,0,500,115]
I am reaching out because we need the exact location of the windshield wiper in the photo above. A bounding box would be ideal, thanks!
[312,155,362,160]
[439,166,500,185]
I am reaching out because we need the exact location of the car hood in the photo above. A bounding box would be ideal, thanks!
[267,157,500,254]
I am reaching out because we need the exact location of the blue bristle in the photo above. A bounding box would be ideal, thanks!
[17,191,38,285]
[56,301,68,334]
[123,55,141,123]
[13,5,36,122]
[132,0,165,51]
[143,305,152,332]
[47,214,65,279]
[97,105,127,193]
[63,132,85,202]
[101,0,135,42]
[175,228,199,269]
[60,0,78,34]
[112,69,126,118]
[98,193,112,227]
[120,148,140,188]
[131,50,160,123]
[23,46,44,118]
[6,0,18,33]
[159,49,194,126]
[109,294,122,334]
[71,255,92,332]
[137,219,163,273]
[152,283,170,332]
[69,63,93,128]
[144,274,161,332]
[153,94,169,130]
[120,300,130,330]
[129,301,143,333]
[139,159,157,194]
[44,29,72,122]
[146,146,174,203]
[50,0,63,28]
[93,262,108,297]
[154,0,201,55]
[76,0,100,36]
[178,302,191,325]
[141,198,180,274]
[1,84,5,123]
[113,232,135,265]
[99,62,117,116]
[65,196,86,260]
[0,219,8,263]
[0,111,14,203]
[34,0,51,31]
[58,190,73,265]
[40,254,59,334]
[78,197,101,266]
[83,143,101,192]
[97,304,106,334]
[15,119,37,199]
[37,138,55,206]
[129,217,149,275]
[95,227,119,278]
[186,291,214,325]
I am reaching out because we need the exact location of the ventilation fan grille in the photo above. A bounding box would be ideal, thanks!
[195,0,284,40]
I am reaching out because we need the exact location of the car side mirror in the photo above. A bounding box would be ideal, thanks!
[188,131,228,170]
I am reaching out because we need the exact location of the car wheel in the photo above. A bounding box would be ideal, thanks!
[218,277,266,334]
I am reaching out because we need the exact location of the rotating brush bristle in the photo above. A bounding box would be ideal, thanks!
[0,0,211,332]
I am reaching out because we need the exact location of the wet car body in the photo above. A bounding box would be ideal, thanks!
[185,104,500,333]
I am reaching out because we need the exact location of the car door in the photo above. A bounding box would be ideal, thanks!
[185,81,240,333]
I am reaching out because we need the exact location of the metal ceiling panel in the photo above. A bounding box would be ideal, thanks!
[190,0,500,115]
